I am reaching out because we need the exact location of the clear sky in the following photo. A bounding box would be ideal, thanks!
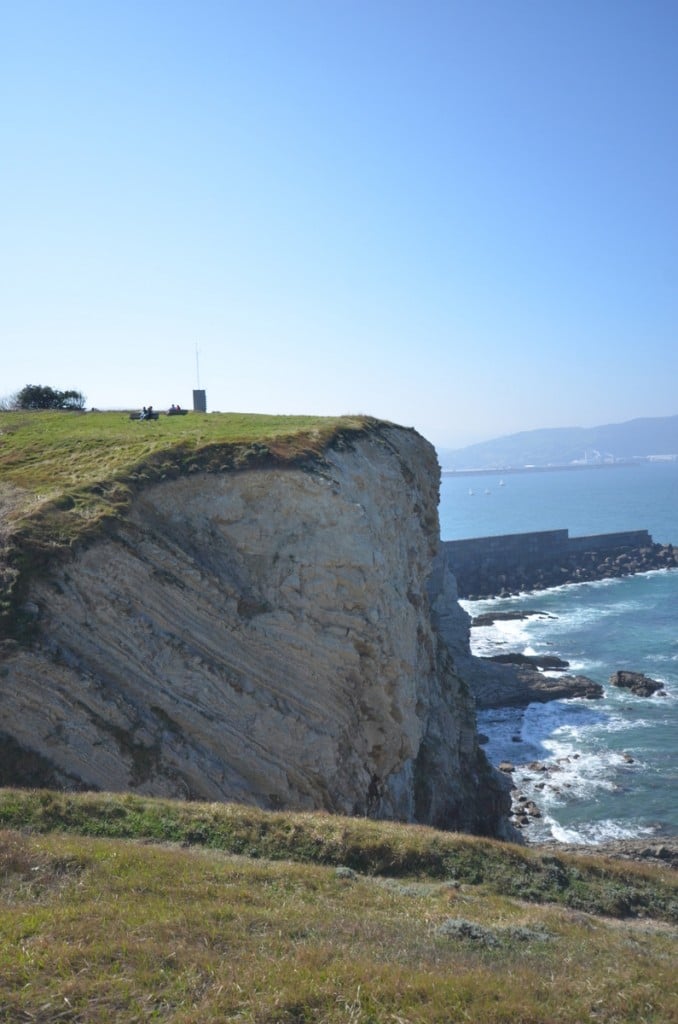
[2,1,677,448]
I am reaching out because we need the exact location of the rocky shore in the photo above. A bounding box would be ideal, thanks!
[534,837,678,869]
[461,657,604,709]
[457,602,672,844]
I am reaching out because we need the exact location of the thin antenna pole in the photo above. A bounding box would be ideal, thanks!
[195,345,201,389]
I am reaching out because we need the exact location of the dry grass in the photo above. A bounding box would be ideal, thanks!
[0,788,676,917]
[0,818,676,1024]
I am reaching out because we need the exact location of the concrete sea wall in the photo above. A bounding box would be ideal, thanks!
[443,529,676,598]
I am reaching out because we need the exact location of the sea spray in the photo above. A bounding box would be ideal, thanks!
[462,574,678,843]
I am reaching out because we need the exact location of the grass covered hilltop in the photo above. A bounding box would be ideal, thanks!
[0,408,372,635]
[0,790,677,1023]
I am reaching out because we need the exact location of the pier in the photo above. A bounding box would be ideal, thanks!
[443,528,676,598]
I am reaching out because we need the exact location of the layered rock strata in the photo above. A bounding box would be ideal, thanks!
[0,425,511,837]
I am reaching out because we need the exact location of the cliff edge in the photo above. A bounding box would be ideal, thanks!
[0,422,510,837]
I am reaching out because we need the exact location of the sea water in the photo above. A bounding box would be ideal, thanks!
[438,461,678,844]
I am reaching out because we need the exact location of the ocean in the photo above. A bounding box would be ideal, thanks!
[438,460,678,845]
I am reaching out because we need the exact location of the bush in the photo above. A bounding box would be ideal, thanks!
[13,384,86,410]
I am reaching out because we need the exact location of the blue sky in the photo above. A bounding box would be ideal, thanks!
[2,1,677,448]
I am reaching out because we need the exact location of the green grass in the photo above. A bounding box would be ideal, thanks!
[0,789,675,923]
[0,409,374,635]
[0,790,676,1023]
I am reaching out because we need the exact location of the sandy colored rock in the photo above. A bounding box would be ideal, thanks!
[0,426,510,837]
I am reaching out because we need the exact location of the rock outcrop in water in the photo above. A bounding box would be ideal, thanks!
[435,589,604,709]
[0,424,511,838]
[609,670,665,697]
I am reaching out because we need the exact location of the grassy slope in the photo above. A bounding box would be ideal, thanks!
[0,409,372,634]
[0,790,677,1023]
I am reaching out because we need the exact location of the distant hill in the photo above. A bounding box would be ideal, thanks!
[437,414,678,471]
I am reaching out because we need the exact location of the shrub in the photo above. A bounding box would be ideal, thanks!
[13,384,86,410]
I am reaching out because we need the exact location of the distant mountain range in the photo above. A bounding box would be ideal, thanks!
[437,414,678,471]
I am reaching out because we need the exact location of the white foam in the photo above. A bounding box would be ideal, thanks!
[594,713,655,734]
[546,818,656,845]
[466,571,678,840]
[561,657,603,673]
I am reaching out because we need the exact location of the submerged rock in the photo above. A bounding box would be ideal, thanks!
[485,652,569,670]
[471,610,554,627]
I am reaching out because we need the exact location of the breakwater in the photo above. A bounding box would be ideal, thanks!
[443,529,677,598]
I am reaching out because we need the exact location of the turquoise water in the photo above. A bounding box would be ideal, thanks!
[438,461,678,844]
[439,460,678,545]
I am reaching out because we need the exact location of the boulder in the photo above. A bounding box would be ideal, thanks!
[609,670,664,697]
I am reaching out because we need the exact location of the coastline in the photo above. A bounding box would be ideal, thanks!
[441,458,678,477]
[531,836,678,867]
[460,569,678,848]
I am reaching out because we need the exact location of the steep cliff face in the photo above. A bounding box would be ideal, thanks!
[0,425,510,836]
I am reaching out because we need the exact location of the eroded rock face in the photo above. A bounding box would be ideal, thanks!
[0,426,510,837]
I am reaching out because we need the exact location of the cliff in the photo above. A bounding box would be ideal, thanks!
[0,423,511,837]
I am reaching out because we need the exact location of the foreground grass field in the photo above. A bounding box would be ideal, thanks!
[0,790,676,1023]
[0,409,371,633]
